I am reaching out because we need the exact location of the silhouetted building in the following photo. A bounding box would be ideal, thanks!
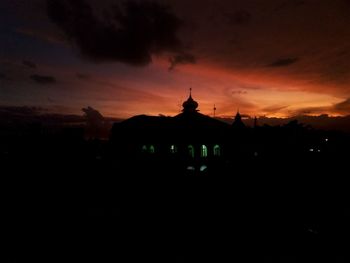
[110,90,338,176]
[110,91,255,173]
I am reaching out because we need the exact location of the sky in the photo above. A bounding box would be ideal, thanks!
[1,0,350,119]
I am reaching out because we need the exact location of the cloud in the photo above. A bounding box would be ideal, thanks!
[267,58,298,67]
[294,98,350,116]
[22,60,37,69]
[46,0,192,67]
[289,105,331,116]
[168,53,196,71]
[231,90,247,95]
[16,27,67,45]
[0,106,48,116]
[223,10,251,26]
[274,0,306,11]
[262,105,289,114]
[30,74,56,84]
[76,73,90,79]
[0,73,10,80]
[334,98,350,114]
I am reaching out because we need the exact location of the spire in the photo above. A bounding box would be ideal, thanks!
[182,89,199,113]
[254,116,258,128]
[235,110,241,122]
[213,104,216,117]
[232,110,246,129]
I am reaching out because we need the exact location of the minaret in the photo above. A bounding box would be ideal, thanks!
[213,104,216,117]
[234,109,241,122]
[254,116,258,128]
[232,109,246,129]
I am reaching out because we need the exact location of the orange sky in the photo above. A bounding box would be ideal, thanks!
[70,57,347,119]
[1,0,350,119]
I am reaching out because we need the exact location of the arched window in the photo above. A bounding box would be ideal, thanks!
[170,145,177,154]
[149,145,155,154]
[213,144,221,156]
[201,145,208,157]
[142,145,147,152]
[188,145,195,158]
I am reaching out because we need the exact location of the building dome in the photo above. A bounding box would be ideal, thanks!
[182,89,199,113]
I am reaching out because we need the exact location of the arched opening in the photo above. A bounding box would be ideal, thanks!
[149,145,155,154]
[188,145,195,158]
[142,145,147,152]
[170,145,177,154]
[201,145,208,157]
[213,144,221,156]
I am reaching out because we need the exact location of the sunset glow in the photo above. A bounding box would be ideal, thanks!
[1,0,350,119]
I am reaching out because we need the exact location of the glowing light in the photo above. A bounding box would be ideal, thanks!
[170,145,177,153]
[201,145,208,157]
[200,165,208,172]
[187,166,195,171]
[213,144,221,156]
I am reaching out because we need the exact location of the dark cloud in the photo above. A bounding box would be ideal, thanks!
[0,106,47,116]
[30,74,56,84]
[224,10,251,26]
[16,27,66,45]
[296,98,350,116]
[168,53,196,71]
[76,73,90,79]
[22,60,37,69]
[289,106,330,116]
[46,0,191,66]
[231,90,247,95]
[267,58,298,67]
[334,98,350,114]
[0,72,13,81]
[274,0,306,11]
[262,105,289,113]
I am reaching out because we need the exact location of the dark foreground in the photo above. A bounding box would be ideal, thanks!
[1,138,350,263]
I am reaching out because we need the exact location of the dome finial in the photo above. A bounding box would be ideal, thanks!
[182,89,199,113]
